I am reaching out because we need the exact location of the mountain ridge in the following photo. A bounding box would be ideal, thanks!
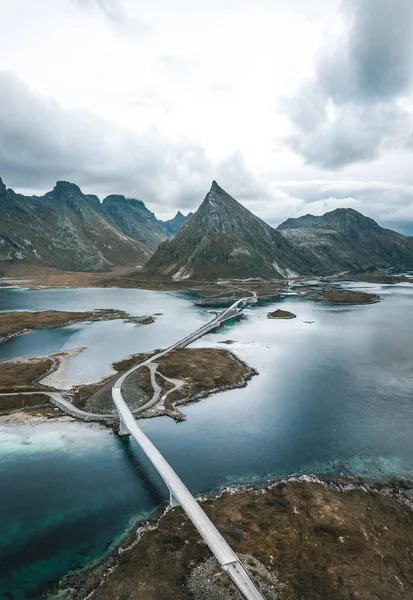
[278,208,413,273]
[0,177,189,272]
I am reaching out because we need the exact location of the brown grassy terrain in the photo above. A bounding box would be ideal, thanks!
[63,478,413,600]
[268,309,296,319]
[72,348,255,417]
[0,357,53,392]
[343,273,413,284]
[0,308,129,341]
[0,357,55,411]
[307,287,378,304]
[0,393,49,412]
[136,367,154,397]
[152,348,255,412]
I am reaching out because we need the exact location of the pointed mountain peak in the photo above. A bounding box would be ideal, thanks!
[175,210,184,218]
[201,181,238,211]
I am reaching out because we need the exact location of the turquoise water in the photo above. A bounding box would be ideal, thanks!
[0,283,412,598]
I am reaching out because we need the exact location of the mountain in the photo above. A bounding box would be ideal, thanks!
[278,208,413,274]
[161,211,193,236]
[102,194,167,252]
[142,181,313,280]
[0,178,151,272]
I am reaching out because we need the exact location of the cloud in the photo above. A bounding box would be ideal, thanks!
[75,0,147,38]
[0,71,211,208]
[271,179,413,232]
[0,71,273,218]
[215,152,272,202]
[281,0,413,169]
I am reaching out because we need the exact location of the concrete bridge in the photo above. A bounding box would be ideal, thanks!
[112,293,265,600]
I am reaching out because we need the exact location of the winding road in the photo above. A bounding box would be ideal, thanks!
[112,290,265,600]
[2,287,263,599]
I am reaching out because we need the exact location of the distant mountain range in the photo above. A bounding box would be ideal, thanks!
[144,181,413,280]
[278,209,413,275]
[0,177,191,272]
[1,176,412,278]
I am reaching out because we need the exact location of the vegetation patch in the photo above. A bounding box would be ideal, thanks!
[267,309,296,319]
[306,286,379,304]
[0,308,129,342]
[152,347,257,413]
[0,357,55,411]
[60,478,413,600]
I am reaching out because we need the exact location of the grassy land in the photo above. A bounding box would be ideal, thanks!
[306,287,378,304]
[0,308,129,341]
[268,309,296,319]
[343,273,412,284]
[0,357,53,392]
[73,348,256,418]
[63,477,413,600]
[151,347,256,412]
[0,357,55,411]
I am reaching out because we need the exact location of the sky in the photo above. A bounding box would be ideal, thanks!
[1,0,413,232]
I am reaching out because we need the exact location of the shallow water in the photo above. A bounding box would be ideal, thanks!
[0,288,211,387]
[0,283,412,598]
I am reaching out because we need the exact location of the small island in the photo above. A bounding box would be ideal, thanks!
[309,288,379,305]
[267,309,296,319]
[127,315,156,325]
[0,309,130,343]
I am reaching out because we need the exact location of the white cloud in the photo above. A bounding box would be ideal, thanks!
[0,0,413,232]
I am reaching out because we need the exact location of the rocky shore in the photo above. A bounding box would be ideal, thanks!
[54,474,413,600]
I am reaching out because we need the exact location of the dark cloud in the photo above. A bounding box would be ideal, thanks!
[282,0,413,169]
[0,71,211,208]
[274,179,413,232]
[0,71,271,216]
[75,0,147,38]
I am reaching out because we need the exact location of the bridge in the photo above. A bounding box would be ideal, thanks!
[112,292,265,600]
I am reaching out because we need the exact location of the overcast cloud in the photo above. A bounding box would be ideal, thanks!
[282,0,413,170]
[0,0,413,230]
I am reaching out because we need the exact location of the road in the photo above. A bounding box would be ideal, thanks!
[112,292,265,600]
[2,290,265,598]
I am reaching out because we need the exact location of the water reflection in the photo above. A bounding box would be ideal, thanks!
[0,283,412,598]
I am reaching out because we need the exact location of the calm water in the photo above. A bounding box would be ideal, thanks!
[0,288,211,387]
[0,283,412,599]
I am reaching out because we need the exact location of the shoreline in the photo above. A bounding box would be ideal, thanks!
[53,472,413,600]
[0,309,133,345]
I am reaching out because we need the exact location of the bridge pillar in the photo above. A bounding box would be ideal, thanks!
[169,490,180,507]
[118,414,131,437]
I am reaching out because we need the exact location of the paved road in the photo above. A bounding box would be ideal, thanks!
[112,294,265,600]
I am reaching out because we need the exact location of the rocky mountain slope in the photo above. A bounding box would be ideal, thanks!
[102,194,167,252]
[0,178,190,273]
[278,208,413,274]
[0,178,151,272]
[142,181,313,280]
